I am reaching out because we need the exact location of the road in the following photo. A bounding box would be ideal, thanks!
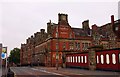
[10,67,65,77]
[10,67,120,77]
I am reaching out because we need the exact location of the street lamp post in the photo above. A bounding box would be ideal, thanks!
[4,47,7,77]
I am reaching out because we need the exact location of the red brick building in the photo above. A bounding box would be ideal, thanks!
[20,13,120,67]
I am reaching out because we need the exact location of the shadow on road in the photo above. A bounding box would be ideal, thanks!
[6,68,14,77]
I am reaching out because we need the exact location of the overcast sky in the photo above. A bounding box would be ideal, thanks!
[0,0,119,56]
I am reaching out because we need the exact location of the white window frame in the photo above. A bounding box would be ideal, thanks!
[101,55,104,64]
[78,56,80,63]
[106,54,110,64]
[97,55,99,64]
[76,56,77,63]
[67,57,70,62]
[81,56,83,63]
[112,54,116,64]
[73,56,74,63]
[71,56,72,63]
[119,53,120,63]
[85,56,87,63]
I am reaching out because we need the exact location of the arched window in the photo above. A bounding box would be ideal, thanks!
[76,56,77,63]
[73,56,74,63]
[106,54,110,64]
[119,53,120,63]
[101,55,104,64]
[69,57,70,62]
[78,56,80,63]
[67,57,70,62]
[112,54,116,64]
[85,56,87,63]
[81,56,83,63]
[71,56,72,62]
[97,55,99,63]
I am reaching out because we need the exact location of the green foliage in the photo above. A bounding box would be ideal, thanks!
[8,48,20,65]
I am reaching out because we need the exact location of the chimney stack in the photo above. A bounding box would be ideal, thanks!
[58,13,69,25]
[41,29,45,34]
[111,15,115,32]
[82,20,89,30]
[111,15,114,25]
[58,13,68,22]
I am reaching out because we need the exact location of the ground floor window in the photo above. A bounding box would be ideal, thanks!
[76,56,77,63]
[106,54,110,64]
[81,56,83,63]
[78,56,80,63]
[112,54,116,64]
[85,56,87,63]
[67,57,70,62]
[71,56,72,62]
[119,53,120,63]
[101,55,104,64]
[73,56,74,63]
[97,55,99,64]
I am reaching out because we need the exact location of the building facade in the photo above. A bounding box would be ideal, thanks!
[20,13,120,67]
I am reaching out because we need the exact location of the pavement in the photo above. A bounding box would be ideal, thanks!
[0,67,6,77]
[0,68,2,77]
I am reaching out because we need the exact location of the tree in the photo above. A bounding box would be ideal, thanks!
[8,48,20,65]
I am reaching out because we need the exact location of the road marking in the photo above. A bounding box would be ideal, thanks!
[31,68,83,77]
[31,68,84,76]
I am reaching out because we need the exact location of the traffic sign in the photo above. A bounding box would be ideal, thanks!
[1,52,6,59]
[2,47,7,53]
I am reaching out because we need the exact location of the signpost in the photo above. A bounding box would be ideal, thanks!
[2,47,7,76]
[0,43,2,77]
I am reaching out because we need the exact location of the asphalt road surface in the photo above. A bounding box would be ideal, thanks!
[10,67,66,77]
[10,67,120,77]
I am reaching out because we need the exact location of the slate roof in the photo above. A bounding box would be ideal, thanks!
[72,28,91,37]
